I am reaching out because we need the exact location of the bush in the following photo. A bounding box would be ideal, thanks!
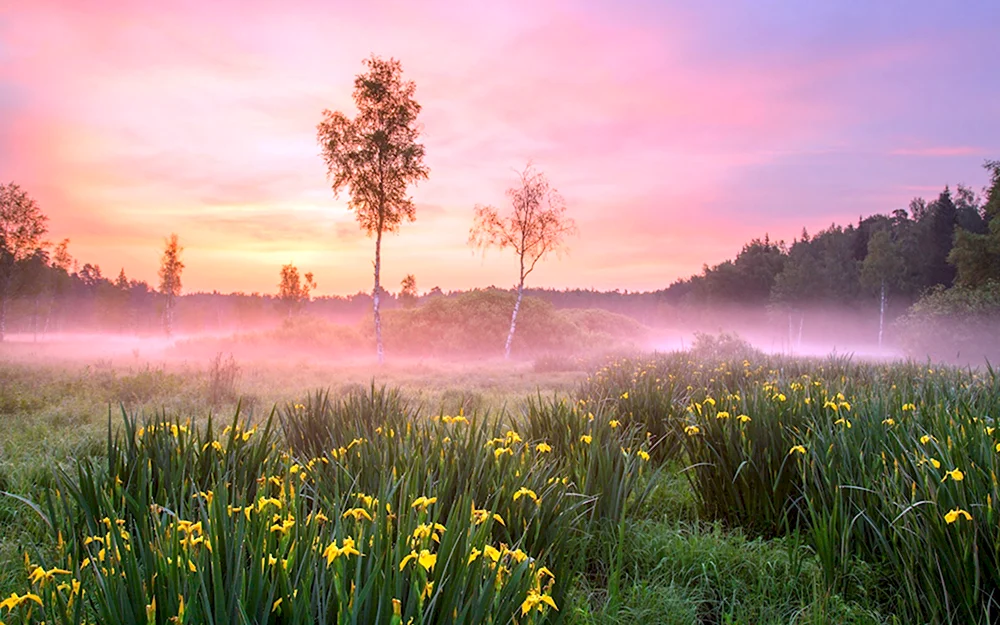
[379,289,646,358]
[896,281,1000,364]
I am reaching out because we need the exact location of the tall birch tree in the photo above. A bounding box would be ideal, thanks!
[470,164,576,359]
[317,55,428,364]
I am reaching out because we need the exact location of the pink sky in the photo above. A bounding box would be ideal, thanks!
[2,0,997,295]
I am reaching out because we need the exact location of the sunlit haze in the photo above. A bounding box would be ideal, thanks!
[3,0,998,295]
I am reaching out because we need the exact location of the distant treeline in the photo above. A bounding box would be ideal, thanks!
[660,167,999,310]
[2,161,998,350]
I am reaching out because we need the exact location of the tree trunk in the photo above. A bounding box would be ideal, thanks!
[878,279,886,349]
[373,229,384,364]
[797,312,804,349]
[0,272,10,342]
[504,279,524,360]
[787,312,793,354]
[32,294,39,342]
[0,295,6,342]
[164,295,173,337]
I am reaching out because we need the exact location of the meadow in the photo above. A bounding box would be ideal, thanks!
[1,337,998,624]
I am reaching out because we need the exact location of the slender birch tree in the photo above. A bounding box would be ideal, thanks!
[0,183,48,341]
[317,55,428,364]
[470,164,576,359]
[861,228,904,348]
[158,233,184,336]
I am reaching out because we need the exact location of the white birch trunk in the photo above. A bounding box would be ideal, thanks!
[373,229,385,364]
[878,279,886,349]
[504,279,524,360]
[164,296,173,336]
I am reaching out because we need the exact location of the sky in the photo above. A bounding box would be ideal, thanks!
[2,0,998,296]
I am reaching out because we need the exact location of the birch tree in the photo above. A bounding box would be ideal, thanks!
[861,229,904,348]
[158,233,184,336]
[0,183,48,341]
[278,263,316,317]
[399,274,418,309]
[316,55,428,363]
[470,165,576,359]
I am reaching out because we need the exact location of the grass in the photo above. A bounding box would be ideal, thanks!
[8,344,993,623]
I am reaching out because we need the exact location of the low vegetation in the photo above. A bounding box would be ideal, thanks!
[179,290,647,361]
[3,345,1000,623]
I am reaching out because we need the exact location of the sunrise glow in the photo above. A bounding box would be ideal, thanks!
[3,0,997,295]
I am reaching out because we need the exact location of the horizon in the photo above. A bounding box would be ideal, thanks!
[3,0,999,296]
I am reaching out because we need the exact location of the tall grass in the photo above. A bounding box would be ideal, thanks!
[3,386,654,624]
[586,352,1000,623]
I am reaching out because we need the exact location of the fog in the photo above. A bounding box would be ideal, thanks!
[3,297,993,376]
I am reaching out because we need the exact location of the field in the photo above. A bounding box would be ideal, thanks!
[1,338,998,624]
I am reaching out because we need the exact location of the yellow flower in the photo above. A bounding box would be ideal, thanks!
[504,430,523,444]
[902,403,916,411]
[716,411,730,419]
[422,581,434,599]
[342,508,373,522]
[392,598,402,617]
[684,425,700,436]
[494,446,514,459]
[0,591,43,611]
[788,445,806,455]
[882,418,895,426]
[28,565,71,585]
[580,435,592,445]
[400,549,437,572]
[535,443,552,453]
[834,418,851,429]
[468,548,482,564]
[609,420,621,429]
[521,589,558,615]
[483,545,502,562]
[637,450,650,462]
[272,597,283,612]
[737,414,751,423]
[410,496,437,511]
[323,537,360,565]
[944,508,972,524]
[920,435,936,445]
[257,497,282,512]
[942,469,965,482]
[620,392,629,400]
[513,487,539,504]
